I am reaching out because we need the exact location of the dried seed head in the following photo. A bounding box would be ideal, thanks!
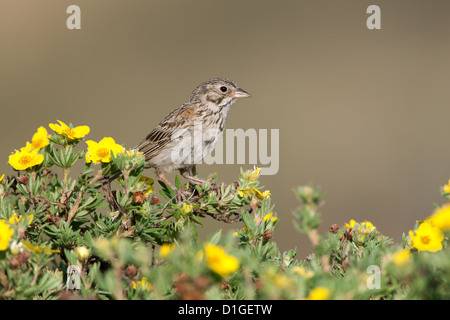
[133,191,145,205]
[19,250,31,262]
[194,276,209,290]
[329,224,340,234]
[124,264,137,278]
[344,228,354,241]
[263,230,273,241]
[9,257,20,268]
[150,195,161,205]
[173,273,207,300]
[221,281,230,290]
[16,175,29,185]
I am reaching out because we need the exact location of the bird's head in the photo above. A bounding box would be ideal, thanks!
[190,78,251,110]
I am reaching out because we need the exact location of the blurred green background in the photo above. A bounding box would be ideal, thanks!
[1,0,450,257]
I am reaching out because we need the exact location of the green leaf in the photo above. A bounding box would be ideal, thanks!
[175,176,181,190]
[158,180,176,200]
[208,229,222,245]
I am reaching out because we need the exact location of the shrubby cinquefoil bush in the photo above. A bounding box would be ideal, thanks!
[1,121,450,300]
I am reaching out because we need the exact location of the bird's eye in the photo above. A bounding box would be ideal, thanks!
[220,86,227,92]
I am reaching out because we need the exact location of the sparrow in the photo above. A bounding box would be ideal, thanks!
[134,78,251,196]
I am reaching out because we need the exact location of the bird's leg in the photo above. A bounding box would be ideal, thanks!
[157,170,186,202]
[180,168,210,186]
[101,176,121,212]
[186,165,199,189]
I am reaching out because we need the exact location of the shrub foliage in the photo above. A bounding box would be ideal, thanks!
[1,123,450,300]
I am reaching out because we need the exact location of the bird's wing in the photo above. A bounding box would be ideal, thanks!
[135,104,196,162]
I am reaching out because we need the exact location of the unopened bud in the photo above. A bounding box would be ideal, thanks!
[76,246,89,261]
[10,240,23,256]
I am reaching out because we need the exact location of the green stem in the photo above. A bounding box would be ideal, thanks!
[89,169,104,186]
[63,167,70,184]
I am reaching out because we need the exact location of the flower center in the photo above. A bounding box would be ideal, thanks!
[32,139,42,149]
[63,128,75,137]
[96,147,110,159]
[19,155,32,166]
[420,235,431,244]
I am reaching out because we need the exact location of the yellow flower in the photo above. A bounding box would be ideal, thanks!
[237,188,253,198]
[49,120,90,141]
[205,243,239,277]
[159,243,175,258]
[409,221,444,252]
[0,174,4,183]
[85,137,124,164]
[261,190,271,198]
[21,240,60,254]
[392,249,412,268]
[0,220,14,251]
[237,188,270,200]
[254,188,271,200]
[292,266,314,278]
[139,176,154,195]
[427,204,450,231]
[345,219,357,228]
[29,126,50,151]
[362,221,375,230]
[179,202,193,215]
[305,287,330,300]
[195,250,204,261]
[21,143,34,154]
[243,167,261,181]
[132,277,152,291]
[272,273,290,289]
[7,213,34,226]
[8,148,44,171]
[122,148,143,158]
[264,267,291,289]
[443,180,450,194]
[263,212,278,223]
[359,221,375,235]
[345,219,376,234]
[96,238,110,252]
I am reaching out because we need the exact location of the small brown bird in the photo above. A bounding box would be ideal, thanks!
[135,78,251,196]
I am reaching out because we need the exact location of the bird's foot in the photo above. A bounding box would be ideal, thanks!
[183,174,211,186]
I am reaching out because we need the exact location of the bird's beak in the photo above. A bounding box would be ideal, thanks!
[233,88,252,99]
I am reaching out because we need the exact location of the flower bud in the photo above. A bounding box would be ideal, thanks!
[10,240,23,256]
[76,246,89,261]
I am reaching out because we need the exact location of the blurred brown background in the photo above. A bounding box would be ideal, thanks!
[1,1,450,258]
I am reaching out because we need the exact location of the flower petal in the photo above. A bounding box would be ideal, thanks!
[72,125,90,139]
